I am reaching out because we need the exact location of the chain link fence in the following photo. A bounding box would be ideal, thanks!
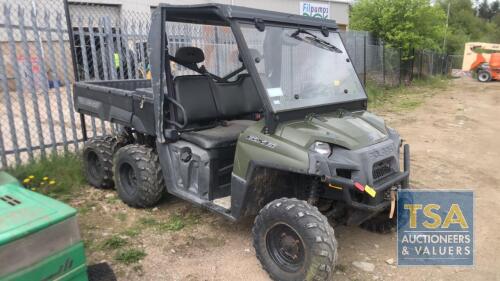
[401,49,463,83]
[0,0,80,168]
[0,0,152,168]
[339,32,402,87]
[1,0,454,168]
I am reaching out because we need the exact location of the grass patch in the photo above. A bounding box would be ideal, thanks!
[101,236,127,250]
[77,202,96,215]
[139,217,159,227]
[121,227,142,238]
[115,248,146,264]
[157,211,201,231]
[6,153,84,201]
[158,215,185,231]
[366,76,450,111]
[138,211,200,232]
[77,206,92,215]
[105,196,118,204]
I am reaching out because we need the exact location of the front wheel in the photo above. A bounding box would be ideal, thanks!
[477,70,492,82]
[253,198,337,281]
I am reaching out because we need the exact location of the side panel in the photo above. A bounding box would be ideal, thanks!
[160,141,233,201]
[232,122,310,179]
[72,81,155,135]
[2,242,88,281]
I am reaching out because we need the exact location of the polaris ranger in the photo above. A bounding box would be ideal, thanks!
[74,4,410,280]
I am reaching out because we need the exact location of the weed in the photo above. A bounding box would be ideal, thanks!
[158,215,185,231]
[139,217,158,227]
[121,227,142,238]
[137,211,200,232]
[183,211,201,225]
[78,206,92,215]
[78,202,96,215]
[105,196,118,204]
[115,248,146,264]
[398,99,422,110]
[7,153,84,201]
[101,236,127,250]
[366,76,450,111]
[411,75,449,89]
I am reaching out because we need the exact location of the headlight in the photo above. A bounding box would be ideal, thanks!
[311,141,332,157]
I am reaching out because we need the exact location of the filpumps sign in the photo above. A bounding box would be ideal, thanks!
[299,1,330,19]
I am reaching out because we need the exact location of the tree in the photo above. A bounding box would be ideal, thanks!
[490,1,499,19]
[476,0,499,20]
[477,0,492,19]
[350,0,446,56]
[494,14,500,26]
[437,0,500,54]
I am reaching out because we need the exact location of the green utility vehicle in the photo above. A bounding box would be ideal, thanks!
[74,4,410,280]
[0,172,88,281]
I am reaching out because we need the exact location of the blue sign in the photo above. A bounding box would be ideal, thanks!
[397,190,474,266]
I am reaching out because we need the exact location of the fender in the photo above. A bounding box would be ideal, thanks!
[230,160,308,219]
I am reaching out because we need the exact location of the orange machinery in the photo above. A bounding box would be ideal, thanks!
[462,42,500,82]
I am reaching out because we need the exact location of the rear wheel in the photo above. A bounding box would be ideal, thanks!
[477,70,492,82]
[113,144,165,208]
[83,136,117,188]
[253,198,337,281]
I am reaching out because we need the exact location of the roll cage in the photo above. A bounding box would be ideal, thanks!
[149,4,366,143]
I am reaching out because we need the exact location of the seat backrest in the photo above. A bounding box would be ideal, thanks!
[174,75,219,126]
[213,74,262,120]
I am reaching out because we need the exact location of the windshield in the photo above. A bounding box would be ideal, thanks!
[240,24,366,112]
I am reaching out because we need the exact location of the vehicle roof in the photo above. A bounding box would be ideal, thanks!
[158,3,337,30]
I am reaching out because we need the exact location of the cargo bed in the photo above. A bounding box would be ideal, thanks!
[73,79,156,135]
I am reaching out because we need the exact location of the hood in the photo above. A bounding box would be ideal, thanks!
[0,179,76,245]
[278,110,389,150]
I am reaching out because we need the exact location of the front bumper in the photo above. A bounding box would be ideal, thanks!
[322,144,410,212]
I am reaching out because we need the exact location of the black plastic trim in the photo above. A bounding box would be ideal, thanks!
[322,144,410,212]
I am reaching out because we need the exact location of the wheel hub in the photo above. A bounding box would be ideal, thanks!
[279,232,300,260]
[87,151,102,180]
[266,223,305,272]
[479,73,489,81]
[119,162,137,196]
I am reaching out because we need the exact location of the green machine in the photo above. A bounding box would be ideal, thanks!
[0,171,88,281]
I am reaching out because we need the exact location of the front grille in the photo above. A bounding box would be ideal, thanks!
[372,159,394,181]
